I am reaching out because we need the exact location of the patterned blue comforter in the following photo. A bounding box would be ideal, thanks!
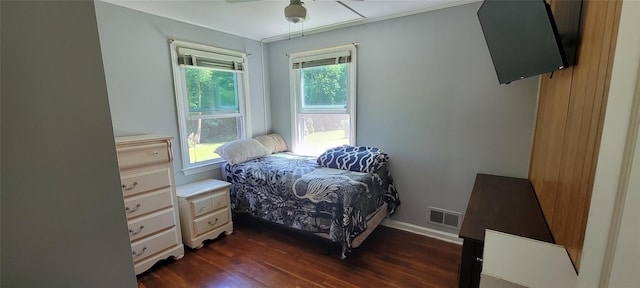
[223,153,400,257]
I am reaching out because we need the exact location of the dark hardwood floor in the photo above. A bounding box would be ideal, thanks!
[137,217,462,288]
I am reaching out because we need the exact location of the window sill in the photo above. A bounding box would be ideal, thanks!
[181,161,224,176]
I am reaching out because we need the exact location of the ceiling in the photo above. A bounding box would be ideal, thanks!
[101,0,480,42]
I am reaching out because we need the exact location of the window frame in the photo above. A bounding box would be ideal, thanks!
[169,40,251,175]
[289,44,357,155]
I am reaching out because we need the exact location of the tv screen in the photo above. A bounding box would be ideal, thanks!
[477,0,567,84]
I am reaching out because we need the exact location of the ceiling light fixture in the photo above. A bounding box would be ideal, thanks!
[284,0,307,23]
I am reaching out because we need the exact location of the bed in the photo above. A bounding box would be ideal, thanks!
[218,136,400,259]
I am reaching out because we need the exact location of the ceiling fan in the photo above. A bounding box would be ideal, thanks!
[226,0,364,24]
[284,0,366,24]
[225,0,309,23]
[284,0,307,23]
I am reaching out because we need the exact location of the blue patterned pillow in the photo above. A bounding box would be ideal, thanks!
[317,145,389,173]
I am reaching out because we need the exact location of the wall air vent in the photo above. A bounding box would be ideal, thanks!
[428,206,463,229]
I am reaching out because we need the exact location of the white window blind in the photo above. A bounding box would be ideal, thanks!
[292,50,351,70]
[177,47,244,71]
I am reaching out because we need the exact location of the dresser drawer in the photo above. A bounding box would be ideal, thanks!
[124,188,173,219]
[121,167,171,197]
[193,209,229,235]
[127,208,175,241]
[117,143,170,170]
[131,227,180,263]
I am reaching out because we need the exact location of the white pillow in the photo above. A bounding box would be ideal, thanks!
[254,134,288,154]
[214,138,270,165]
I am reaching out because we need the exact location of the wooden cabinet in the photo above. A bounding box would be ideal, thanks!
[176,179,234,249]
[458,174,553,288]
[115,135,184,275]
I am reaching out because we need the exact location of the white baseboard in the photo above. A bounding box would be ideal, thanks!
[382,219,463,245]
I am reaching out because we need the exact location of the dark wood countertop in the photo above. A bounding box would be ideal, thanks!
[459,173,554,243]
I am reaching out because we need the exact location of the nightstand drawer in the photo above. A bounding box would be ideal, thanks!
[131,227,180,263]
[191,196,214,218]
[117,143,171,170]
[124,188,173,219]
[127,208,175,241]
[211,192,228,211]
[189,191,229,217]
[193,209,229,235]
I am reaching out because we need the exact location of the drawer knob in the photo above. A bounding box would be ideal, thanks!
[128,225,144,235]
[122,182,138,191]
[132,246,147,257]
[476,257,483,263]
[125,203,141,213]
[208,218,218,226]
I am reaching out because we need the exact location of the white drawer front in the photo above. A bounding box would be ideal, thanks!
[189,191,228,218]
[117,142,170,170]
[124,188,173,219]
[211,191,228,211]
[127,208,175,242]
[121,167,171,197]
[190,196,213,218]
[131,227,179,263]
[193,209,229,235]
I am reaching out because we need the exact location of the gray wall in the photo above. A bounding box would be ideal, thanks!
[95,2,270,186]
[1,1,136,287]
[267,3,539,231]
[0,1,3,282]
[0,1,3,283]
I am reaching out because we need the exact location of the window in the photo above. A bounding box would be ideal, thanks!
[289,45,357,155]
[170,41,249,173]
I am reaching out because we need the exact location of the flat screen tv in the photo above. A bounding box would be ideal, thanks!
[477,0,568,84]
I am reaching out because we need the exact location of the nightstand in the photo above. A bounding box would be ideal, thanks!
[176,179,234,249]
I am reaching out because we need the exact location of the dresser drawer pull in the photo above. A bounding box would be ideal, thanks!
[132,246,147,257]
[122,182,138,191]
[125,203,141,213]
[208,218,218,226]
[476,257,483,263]
[129,225,145,235]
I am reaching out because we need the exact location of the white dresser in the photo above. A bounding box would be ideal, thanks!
[115,135,184,275]
[176,179,233,249]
